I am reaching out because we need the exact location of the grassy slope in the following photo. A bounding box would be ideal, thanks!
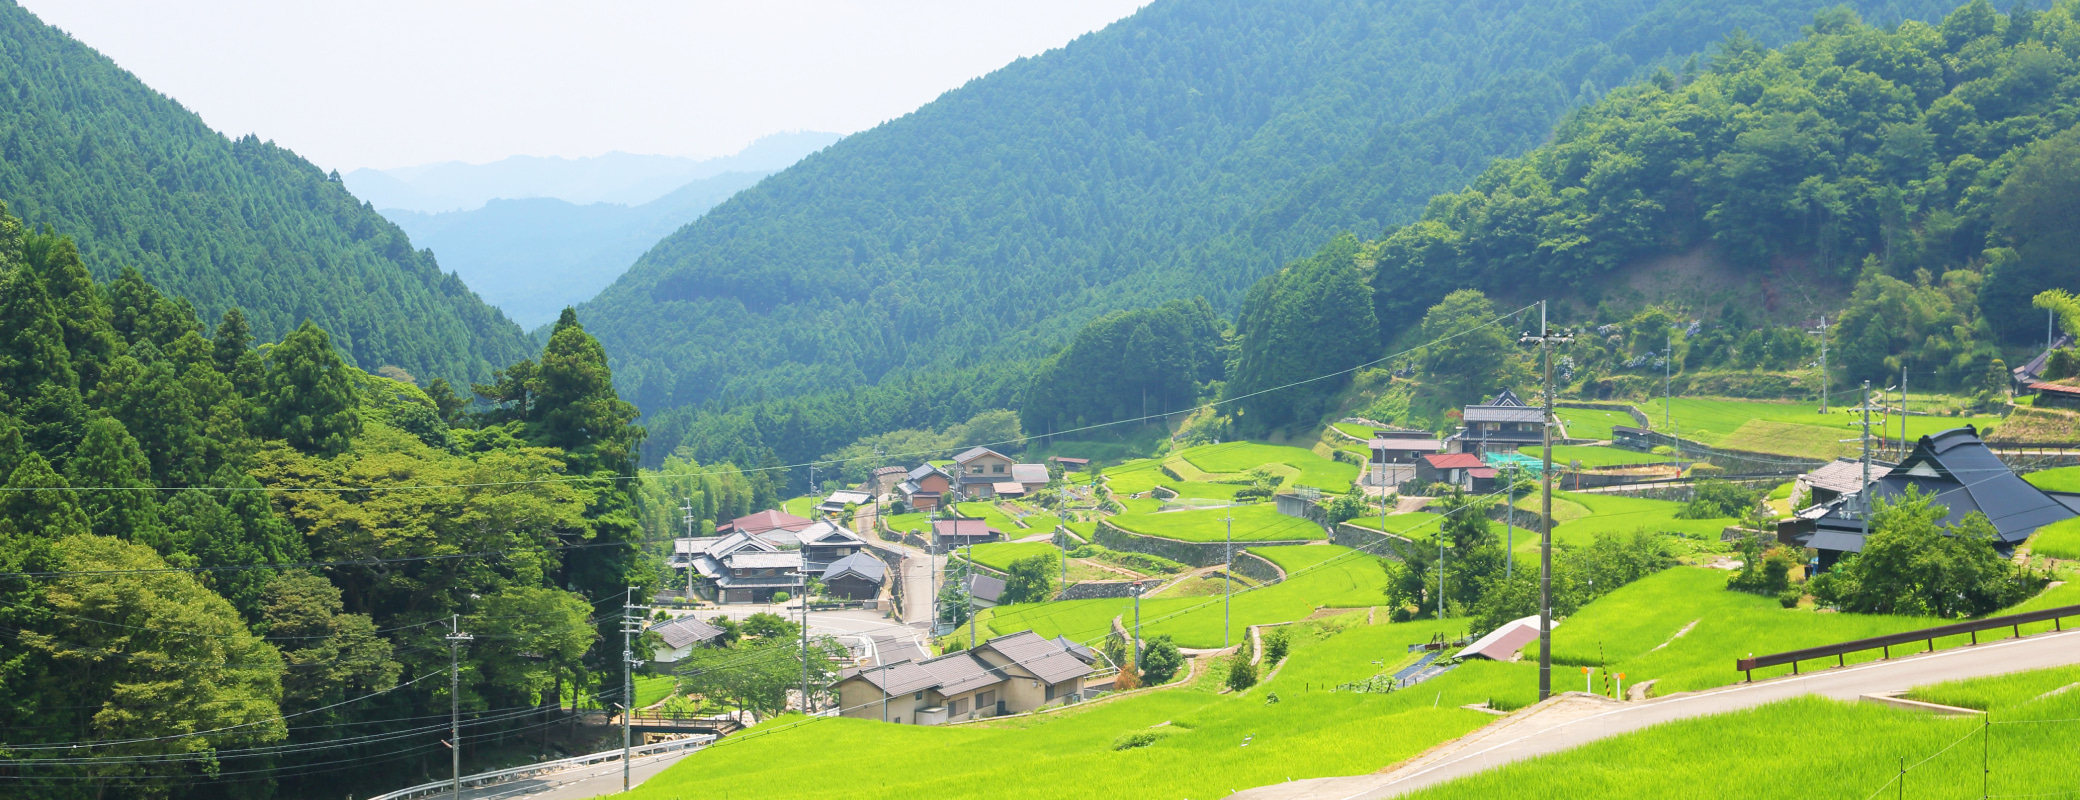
[1637,398,2000,456]
[1545,492,1733,547]
[2025,465,2080,493]
[2029,517,2080,561]
[1554,406,1633,440]
[979,545,1386,648]
[1179,442,1358,491]
[1107,502,1318,543]
[966,541,1063,572]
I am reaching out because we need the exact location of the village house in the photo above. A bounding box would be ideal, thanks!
[1366,429,1441,489]
[933,518,1003,554]
[816,489,874,515]
[1449,389,1545,456]
[647,615,727,666]
[798,521,869,572]
[896,465,955,512]
[830,631,1097,725]
[1414,452,1484,491]
[1789,426,2076,569]
[952,447,1052,499]
[716,509,816,538]
[820,552,889,602]
[679,531,804,604]
[863,465,910,497]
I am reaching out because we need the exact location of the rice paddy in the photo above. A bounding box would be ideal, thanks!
[1106,502,1318,543]
[1177,442,1359,490]
[2028,517,2080,561]
[1636,397,1999,457]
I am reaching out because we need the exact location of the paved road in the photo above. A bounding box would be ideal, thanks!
[453,747,696,800]
[1232,627,2080,800]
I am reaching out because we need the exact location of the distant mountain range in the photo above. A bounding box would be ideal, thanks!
[341,132,844,213]
[380,170,773,329]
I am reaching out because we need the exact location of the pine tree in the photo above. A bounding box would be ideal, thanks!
[67,416,166,547]
[105,266,196,350]
[214,308,266,398]
[24,230,119,391]
[0,257,78,402]
[534,309,641,473]
[93,351,204,486]
[0,452,90,539]
[261,321,362,456]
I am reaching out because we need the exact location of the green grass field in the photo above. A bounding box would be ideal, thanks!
[1331,421,1376,439]
[2025,465,2080,493]
[781,496,818,518]
[1401,665,2080,800]
[979,545,1387,648]
[1636,397,2000,457]
[2029,517,2080,561]
[953,502,1023,532]
[883,511,930,535]
[1101,457,1175,496]
[965,541,1063,572]
[1176,442,1359,490]
[634,674,676,708]
[1107,502,1319,543]
[1520,444,1673,468]
[1343,511,1446,537]
[1554,406,1635,440]
[631,614,1506,800]
[1543,492,1733,548]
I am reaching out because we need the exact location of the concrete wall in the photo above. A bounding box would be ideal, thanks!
[1093,521,1313,568]
[838,680,928,724]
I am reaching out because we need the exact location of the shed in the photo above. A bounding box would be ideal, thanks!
[1456,615,1552,662]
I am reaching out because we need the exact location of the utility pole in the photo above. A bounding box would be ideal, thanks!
[620,587,648,793]
[446,616,472,800]
[1132,581,1144,669]
[1437,520,1445,621]
[1521,300,1572,702]
[799,568,811,715]
[967,536,977,650]
[1816,315,1830,413]
[1505,470,1514,581]
[1224,512,1234,650]
[1859,382,1874,541]
[1900,366,1909,460]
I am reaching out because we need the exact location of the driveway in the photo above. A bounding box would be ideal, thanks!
[1231,627,2080,799]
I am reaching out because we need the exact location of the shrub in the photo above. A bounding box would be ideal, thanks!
[1678,479,1754,519]
[770,591,790,604]
[1808,487,2048,617]
[1225,656,1257,692]
[1688,463,1725,477]
[1139,636,1184,685]
[1112,730,1169,750]
[1725,536,1794,596]
[1263,627,1291,664]
[1776,585,1804,608]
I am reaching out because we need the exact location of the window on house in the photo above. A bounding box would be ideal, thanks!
[915,691,925,701]
[1044,683,1056,701]
[977,690,995,711]
[950,698,966,715]
[992,464,1005,474]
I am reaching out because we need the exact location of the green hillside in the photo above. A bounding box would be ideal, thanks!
[584,0,1960,467]
[0,2,532,384]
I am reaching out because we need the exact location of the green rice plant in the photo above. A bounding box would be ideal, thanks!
[1101,457,1174,495]
[633,674,677,708]
[1545,492,1733,547]
[1108,503,1318,543]
[2028,517,2080,561]
[1637,397,1998,454]
[1906,663,2080,711]
[882,510,931,534]
[1553,406,1633,440]
[1176,442,1360,490]
[965,541,1063,572]
[2025,465,2080,493]
[1519,444,1671,468]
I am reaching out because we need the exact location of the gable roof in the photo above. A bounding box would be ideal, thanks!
[923,651,1003,695]
[1456,615,1550,661]
[907,464,950,481]
[822,552,888,584]
[984,630,1097,684]
[870,465,909,476]
[934,519,997,539]
[837,659,940,696]
[1809,426,2073,553]
[963,574,1006,603]
[820,490,874,507]
[1370,438,1441,451]
[1421,453,1484,470]
[726,551,803,570]
[652,615,725,650]
[1052,635,1097,664]
[1803,458,1893,496]
[799,520,865,547]
[724,509,815,535]
[1487,388,1527,407]
[1462,405,1545,424]
[954,447,1011,464]
[1010,463,1050,484]
[871,636,927,667]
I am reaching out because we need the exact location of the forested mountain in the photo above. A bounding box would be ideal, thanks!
[382,171,772,328]
[342,132,842,213]
[586,0,1963,468]
[0,205,724,799]
[1231,0,2080,429]
[0,1,531,385]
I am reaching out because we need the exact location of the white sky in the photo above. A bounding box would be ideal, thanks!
[23,0,1149,170]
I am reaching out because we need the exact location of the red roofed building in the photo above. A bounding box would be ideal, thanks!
[1416,453,1484,491]
[2029,381,2080,410]
[717,509,816,537]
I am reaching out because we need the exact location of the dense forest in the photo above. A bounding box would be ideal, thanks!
[0,2,533,385]
[0,205,744,798]
[588,0,1966,469]
[1230,0,2080,426]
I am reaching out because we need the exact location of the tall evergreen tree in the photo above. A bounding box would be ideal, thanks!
[23,230,119,391]
[0,256,77,402]
[261,321,362,457]
[66,416,165,547]
[534,309,641,473]
[0,452,89,539]
[214,308,265,398]
[93,351,204,486]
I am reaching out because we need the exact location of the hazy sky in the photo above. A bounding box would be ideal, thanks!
[23,0,1149,170]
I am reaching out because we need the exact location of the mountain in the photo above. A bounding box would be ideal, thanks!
[1227,0,2077,429]
[341,131,843,213]
[380,171,772,328]
[0,1,531,384]
[575,0,1963,462]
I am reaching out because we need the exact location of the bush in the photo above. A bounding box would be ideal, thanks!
[1688,463,1725,477]
[1263,627,1291,664]
[1808,487,2048,617]
[770,591,790,604]
[1776,585,1804,608]
[1725,536,1794,596]
[1224,655,1257,692]
[1138,636,1184,685]
[1678,479,1755,519]
[1112,730,1169,750]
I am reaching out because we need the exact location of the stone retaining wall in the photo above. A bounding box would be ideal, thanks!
[1057,580,1142,600]
[1331,522,1414,561]
[1094,521,1312,568]
[1231,550,1285,585]
[1053,525,1089,547]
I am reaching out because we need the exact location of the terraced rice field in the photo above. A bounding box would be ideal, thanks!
[1107,502,1318,543]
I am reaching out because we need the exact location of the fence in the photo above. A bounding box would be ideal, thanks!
[1736,604,2080,682]
[364,734,715,800]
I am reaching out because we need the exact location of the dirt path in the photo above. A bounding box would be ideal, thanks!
[1230,627,2080,799]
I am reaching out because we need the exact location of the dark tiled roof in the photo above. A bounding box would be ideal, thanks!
[924,651,1002,696]
[986,630,1096,684]
[726,509,815,534]
[799,521,865,546]
[822,552,887,584]
[839,659,940,696]
[1803,458,1892,495]
[872,637,927,667]
[1807,426,2074,554]
[652,616,725,649]
[964,574,1006,603]
[1462,406,1545,424]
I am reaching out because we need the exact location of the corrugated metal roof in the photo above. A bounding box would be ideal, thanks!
[1370,438,1441,451]
[726,509,814,534]
[992,481,1027,494]
[1457,615,1549,661]
[1422,453,1484,469]
[1011,463,1050,483]
[934,519,996,538]
[652,616,724,649]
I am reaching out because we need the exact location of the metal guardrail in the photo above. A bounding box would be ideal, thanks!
[364,733,715,800]
[1736,604,2080,682]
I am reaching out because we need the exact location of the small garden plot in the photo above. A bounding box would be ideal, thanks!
[882,511,931,535]
[1518,444,1671,468]
[1108,502,1318,543]
[1176,442,1359,490]
[953,502,1024,531]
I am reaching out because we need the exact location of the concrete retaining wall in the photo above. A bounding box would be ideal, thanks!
[1094,521,1312,568]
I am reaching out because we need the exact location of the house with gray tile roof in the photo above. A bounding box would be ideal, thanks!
[831,630,1097,725]
[649,616,726,665]
[821,552,888,601]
